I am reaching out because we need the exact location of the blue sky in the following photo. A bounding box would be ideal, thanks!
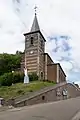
[0,0,80,84]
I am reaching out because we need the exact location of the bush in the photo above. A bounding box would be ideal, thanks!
[12,72,38,83]
[0,72,24,86]
[0,72,13,86]
[28,72,38,81]
[0,72,38,86]
[12,72,24,84]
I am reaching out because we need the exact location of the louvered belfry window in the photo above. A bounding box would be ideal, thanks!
[31,37,33,45]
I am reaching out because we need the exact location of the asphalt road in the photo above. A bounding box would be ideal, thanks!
[0,97,80,120]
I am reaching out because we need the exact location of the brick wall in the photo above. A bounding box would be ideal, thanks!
[47,64,57,82]
[58,64,66,82]
[47,63,66,83]
[44,53,54,80]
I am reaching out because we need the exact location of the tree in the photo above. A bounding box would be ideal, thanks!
[0,53,22,75]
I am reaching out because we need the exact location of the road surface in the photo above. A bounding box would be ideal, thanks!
[0,97,80,120]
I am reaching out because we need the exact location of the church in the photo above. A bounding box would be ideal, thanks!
[21,12,66,83]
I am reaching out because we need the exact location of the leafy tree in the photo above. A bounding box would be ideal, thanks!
[0,72,13,86]
[0,53,22,75]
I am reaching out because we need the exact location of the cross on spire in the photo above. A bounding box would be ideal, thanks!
[30,6,40,32]
[34,6,37,15]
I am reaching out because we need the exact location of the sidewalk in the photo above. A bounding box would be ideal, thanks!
[71,111,80,120]
[0,106,14,112]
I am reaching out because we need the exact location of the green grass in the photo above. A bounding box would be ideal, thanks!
[0,81,55,100]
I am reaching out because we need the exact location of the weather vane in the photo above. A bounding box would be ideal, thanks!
[34,6,37,15]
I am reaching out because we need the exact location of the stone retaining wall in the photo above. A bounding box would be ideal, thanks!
[12,82,80,107]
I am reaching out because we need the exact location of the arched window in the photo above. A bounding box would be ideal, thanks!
[41,72,43,79]
[31,37,33,45]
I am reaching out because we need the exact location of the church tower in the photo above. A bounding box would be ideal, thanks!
[23,13,46,80]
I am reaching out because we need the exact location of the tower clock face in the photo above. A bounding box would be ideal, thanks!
[30,50,34,54]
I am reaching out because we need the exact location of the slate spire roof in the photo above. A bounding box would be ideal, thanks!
[30,14,40,32]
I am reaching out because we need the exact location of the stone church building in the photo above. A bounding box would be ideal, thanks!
[21,13,66,83]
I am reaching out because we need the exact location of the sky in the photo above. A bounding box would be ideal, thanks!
[0,0,80,83]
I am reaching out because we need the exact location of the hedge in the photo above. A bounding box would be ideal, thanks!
[0,72,38,86]
[29,72,38,81]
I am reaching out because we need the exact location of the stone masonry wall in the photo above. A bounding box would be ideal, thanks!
[13,83,80,107]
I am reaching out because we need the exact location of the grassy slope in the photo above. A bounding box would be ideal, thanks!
[0,81,55,100]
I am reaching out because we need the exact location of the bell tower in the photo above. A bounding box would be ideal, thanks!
[24,13,46,80]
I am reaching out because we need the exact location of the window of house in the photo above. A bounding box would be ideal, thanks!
[31,37,33,45]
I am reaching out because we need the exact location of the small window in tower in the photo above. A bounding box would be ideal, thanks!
[31,37,33,45]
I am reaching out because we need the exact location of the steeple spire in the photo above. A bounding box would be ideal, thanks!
[30,6,40,32]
